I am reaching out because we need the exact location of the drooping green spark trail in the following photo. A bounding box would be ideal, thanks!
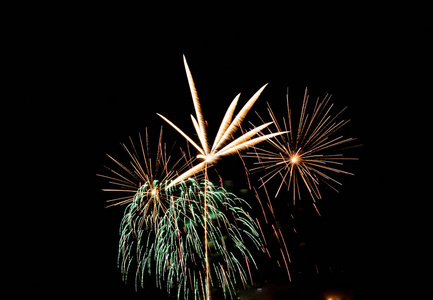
[118,178,263,299]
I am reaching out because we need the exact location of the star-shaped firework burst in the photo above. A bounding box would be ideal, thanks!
[246,88,358,203]
[158,56,285,189]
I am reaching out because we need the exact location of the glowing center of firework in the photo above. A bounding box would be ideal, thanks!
[151,188,157,196]
[290,154,300,164]
[197,154,216,163]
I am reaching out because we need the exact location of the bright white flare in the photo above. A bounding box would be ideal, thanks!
[290,155,299,164]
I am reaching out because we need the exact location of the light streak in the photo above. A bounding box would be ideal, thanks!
[158,55,286,190]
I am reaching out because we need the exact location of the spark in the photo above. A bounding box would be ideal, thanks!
[246,87,358,203]
[158,55,286,189]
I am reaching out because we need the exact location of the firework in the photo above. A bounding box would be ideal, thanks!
[158,55,285,189]
[99,129,262,299]
[246,88,358,204]
[157,56,285,299]
[98,128,195,229]
[119,178,262,299]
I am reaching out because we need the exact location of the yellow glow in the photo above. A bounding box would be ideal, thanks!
[197,154,215,163]
[290,154,299,164]
[151,188,157,196]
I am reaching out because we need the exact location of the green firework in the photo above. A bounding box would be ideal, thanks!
[119,178,263,299]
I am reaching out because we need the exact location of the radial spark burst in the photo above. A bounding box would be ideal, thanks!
[98,128,195,230]
[246,88,358,203]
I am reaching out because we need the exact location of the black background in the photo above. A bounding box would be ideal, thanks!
[12,4,431,299]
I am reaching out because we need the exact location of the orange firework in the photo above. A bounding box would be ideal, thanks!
[97,128,197,229]
[246,88,358,204]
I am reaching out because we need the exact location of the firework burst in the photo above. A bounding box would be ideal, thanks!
[99,128,262,299]
[246,88,358,204]
[119,178,262,299]
[97,128,194,229]
[158,55,285,189]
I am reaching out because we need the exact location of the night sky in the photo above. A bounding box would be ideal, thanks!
[16,5,430,299]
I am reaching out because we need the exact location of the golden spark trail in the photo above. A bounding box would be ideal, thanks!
[159,56,286,190]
